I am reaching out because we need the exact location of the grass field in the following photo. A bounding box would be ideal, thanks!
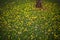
[0,0,60,40]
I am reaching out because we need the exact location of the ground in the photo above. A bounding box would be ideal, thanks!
[0,0,60,40]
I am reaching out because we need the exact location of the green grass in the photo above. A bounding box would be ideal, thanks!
[0,0,60,40]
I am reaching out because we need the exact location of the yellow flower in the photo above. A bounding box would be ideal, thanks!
[27,22,31,26]
[31,35,34,39]
[54,34,58,38]
[39,37,42,39]
[23,28,28,32]
[32,16,37,19]
[8,26,11,28]
[59,28,60,30]
[52,18,55,20]
[18,32,22,35]
[21,21,23,23]
[48,29,51,32]
[25,15,29,18]
[29,16,37,21]
[15,26,19,29]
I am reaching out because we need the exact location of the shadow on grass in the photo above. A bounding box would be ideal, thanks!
[44,0,60,6]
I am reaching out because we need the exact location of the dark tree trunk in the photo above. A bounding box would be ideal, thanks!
[36,0,42,8]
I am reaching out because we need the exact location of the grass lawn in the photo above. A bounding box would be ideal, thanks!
[0,0,60,40]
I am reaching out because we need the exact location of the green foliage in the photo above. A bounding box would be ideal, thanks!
[0,0,60,40]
